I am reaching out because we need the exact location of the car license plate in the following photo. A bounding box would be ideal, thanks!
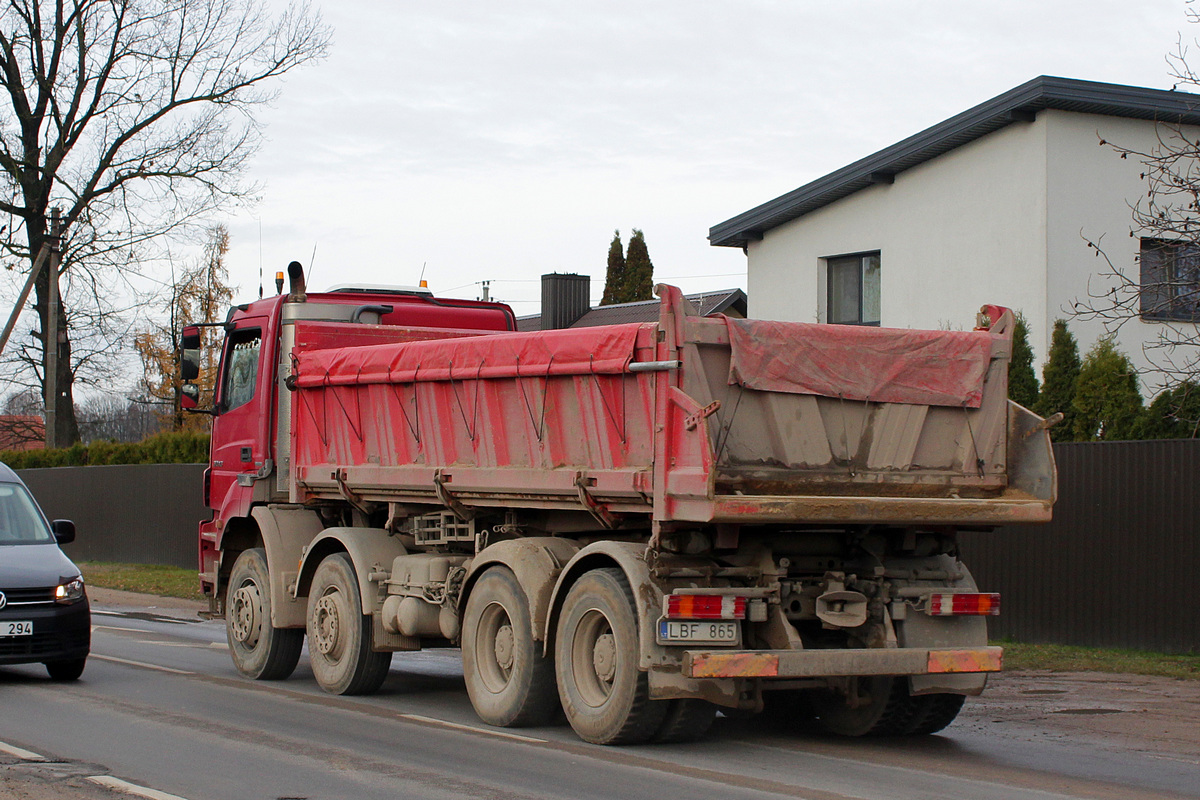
[1,620,32,637]
[657,619,739,645]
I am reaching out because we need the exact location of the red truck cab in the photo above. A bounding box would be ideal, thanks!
[193,269,516,601]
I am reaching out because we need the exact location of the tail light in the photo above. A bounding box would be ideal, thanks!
[926,593,1001,616]
[665,594,747,620]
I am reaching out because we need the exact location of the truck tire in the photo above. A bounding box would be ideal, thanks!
[555,567,667,745]
[814,677,953,737]
[226,548,303,681]
[306,552,391,695]
[462,566,559,727]
[906,693,966,735]
[652,699,717,743]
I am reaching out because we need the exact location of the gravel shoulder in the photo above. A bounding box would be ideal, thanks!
[964,668,1200,763]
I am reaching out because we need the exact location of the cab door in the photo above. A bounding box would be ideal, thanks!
[209,317,273,522]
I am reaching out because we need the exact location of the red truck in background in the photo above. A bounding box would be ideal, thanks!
[181,262,1056,745]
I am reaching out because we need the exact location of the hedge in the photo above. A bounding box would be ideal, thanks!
[0,430,210,468]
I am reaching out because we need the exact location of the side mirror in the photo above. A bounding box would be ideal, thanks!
[52,519,76,544]
[180,325,202,381]
[181,382,201,410]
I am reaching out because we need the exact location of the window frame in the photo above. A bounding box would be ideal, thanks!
[825,251,881,326]
[1139,238,1200,322]
[216,327,263,414]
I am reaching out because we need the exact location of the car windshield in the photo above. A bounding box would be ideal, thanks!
[0,483,52,544]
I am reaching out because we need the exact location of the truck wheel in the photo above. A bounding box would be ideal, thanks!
[226,548,303,681]
[814,676,927,737]
[906,693,966,735]
[306,552,391,695]
[555,567,667,745]
[462,567,559,727]
[653,699,717,743]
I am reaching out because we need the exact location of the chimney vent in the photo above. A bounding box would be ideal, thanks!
[540,273,590,330]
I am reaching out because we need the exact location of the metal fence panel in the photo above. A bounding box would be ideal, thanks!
[959,440,1200,655]
[17,464,206,569]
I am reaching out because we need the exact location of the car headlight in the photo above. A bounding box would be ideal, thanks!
[55,576,85,605]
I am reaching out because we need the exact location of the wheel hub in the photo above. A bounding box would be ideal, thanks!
[229,584,261,647]
[494,624,515,672]
[312,594,342,656]
[592,632,616,683]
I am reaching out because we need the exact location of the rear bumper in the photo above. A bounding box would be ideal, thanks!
[684,646,1002,679]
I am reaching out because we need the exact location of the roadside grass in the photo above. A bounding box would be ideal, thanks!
[79,561,204,601]
[999,640,1200,680]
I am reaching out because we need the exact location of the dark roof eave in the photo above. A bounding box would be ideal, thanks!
[709,76,1200,248]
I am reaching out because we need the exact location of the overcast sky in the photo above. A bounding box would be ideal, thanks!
[220,0,1192,315]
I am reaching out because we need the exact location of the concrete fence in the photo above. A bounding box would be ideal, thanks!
[19,464,206,569]
[15,442,1200,654]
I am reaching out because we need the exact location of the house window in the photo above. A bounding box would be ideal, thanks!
[827,252,881,325]
[1140,239,1200,321]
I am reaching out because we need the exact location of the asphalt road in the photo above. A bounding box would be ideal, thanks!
[1,594,1196,800]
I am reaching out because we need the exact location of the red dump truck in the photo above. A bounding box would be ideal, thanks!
[181,263,1055,745]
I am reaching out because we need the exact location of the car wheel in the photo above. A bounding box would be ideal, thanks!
[44,657,87,681]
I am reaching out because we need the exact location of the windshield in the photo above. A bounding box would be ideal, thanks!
[0,483,53,544]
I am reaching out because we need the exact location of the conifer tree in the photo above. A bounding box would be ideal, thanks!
[623,229,655,303]
[600,230,625,306]
[1135,381,1200,439]
[1034,320,1082,442]
[1008,312,1039,409]
[1071,338,1144,441]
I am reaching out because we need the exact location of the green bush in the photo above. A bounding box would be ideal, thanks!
[0,430,210,468]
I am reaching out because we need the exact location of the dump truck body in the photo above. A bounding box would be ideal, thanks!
[192,270,1054,744]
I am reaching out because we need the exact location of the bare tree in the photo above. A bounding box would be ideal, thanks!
[0,0,331,445]
[76,393,160,442]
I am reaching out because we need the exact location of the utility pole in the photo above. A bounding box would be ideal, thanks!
[45,208,62,449]
[479,280,490,302]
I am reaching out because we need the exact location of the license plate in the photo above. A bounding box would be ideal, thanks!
[1,620,32,637]
[657,619,739,645]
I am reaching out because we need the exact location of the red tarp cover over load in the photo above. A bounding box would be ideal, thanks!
[724,317,998,408]
[291,323,649,387]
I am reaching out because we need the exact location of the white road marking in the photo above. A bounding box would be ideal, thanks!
[92,654,193,675]
[0,741,45,761]
[87,775,192,800]
[396,713,548,743]
[93,624,155,633]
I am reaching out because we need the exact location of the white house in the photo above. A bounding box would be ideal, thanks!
[709,76,1200,392]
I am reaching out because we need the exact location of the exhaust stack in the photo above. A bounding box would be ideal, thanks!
[287,261,307,303]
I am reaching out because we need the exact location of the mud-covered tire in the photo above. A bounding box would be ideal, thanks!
[462,566,559,727]
[907,693,966,735]
[44,657,87,681]
[555,568,667,745]
[814,676,927,737]
[226,548,303,681]
[306,553,391,695]
[815,678,968,737]
[653,699,717,743]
